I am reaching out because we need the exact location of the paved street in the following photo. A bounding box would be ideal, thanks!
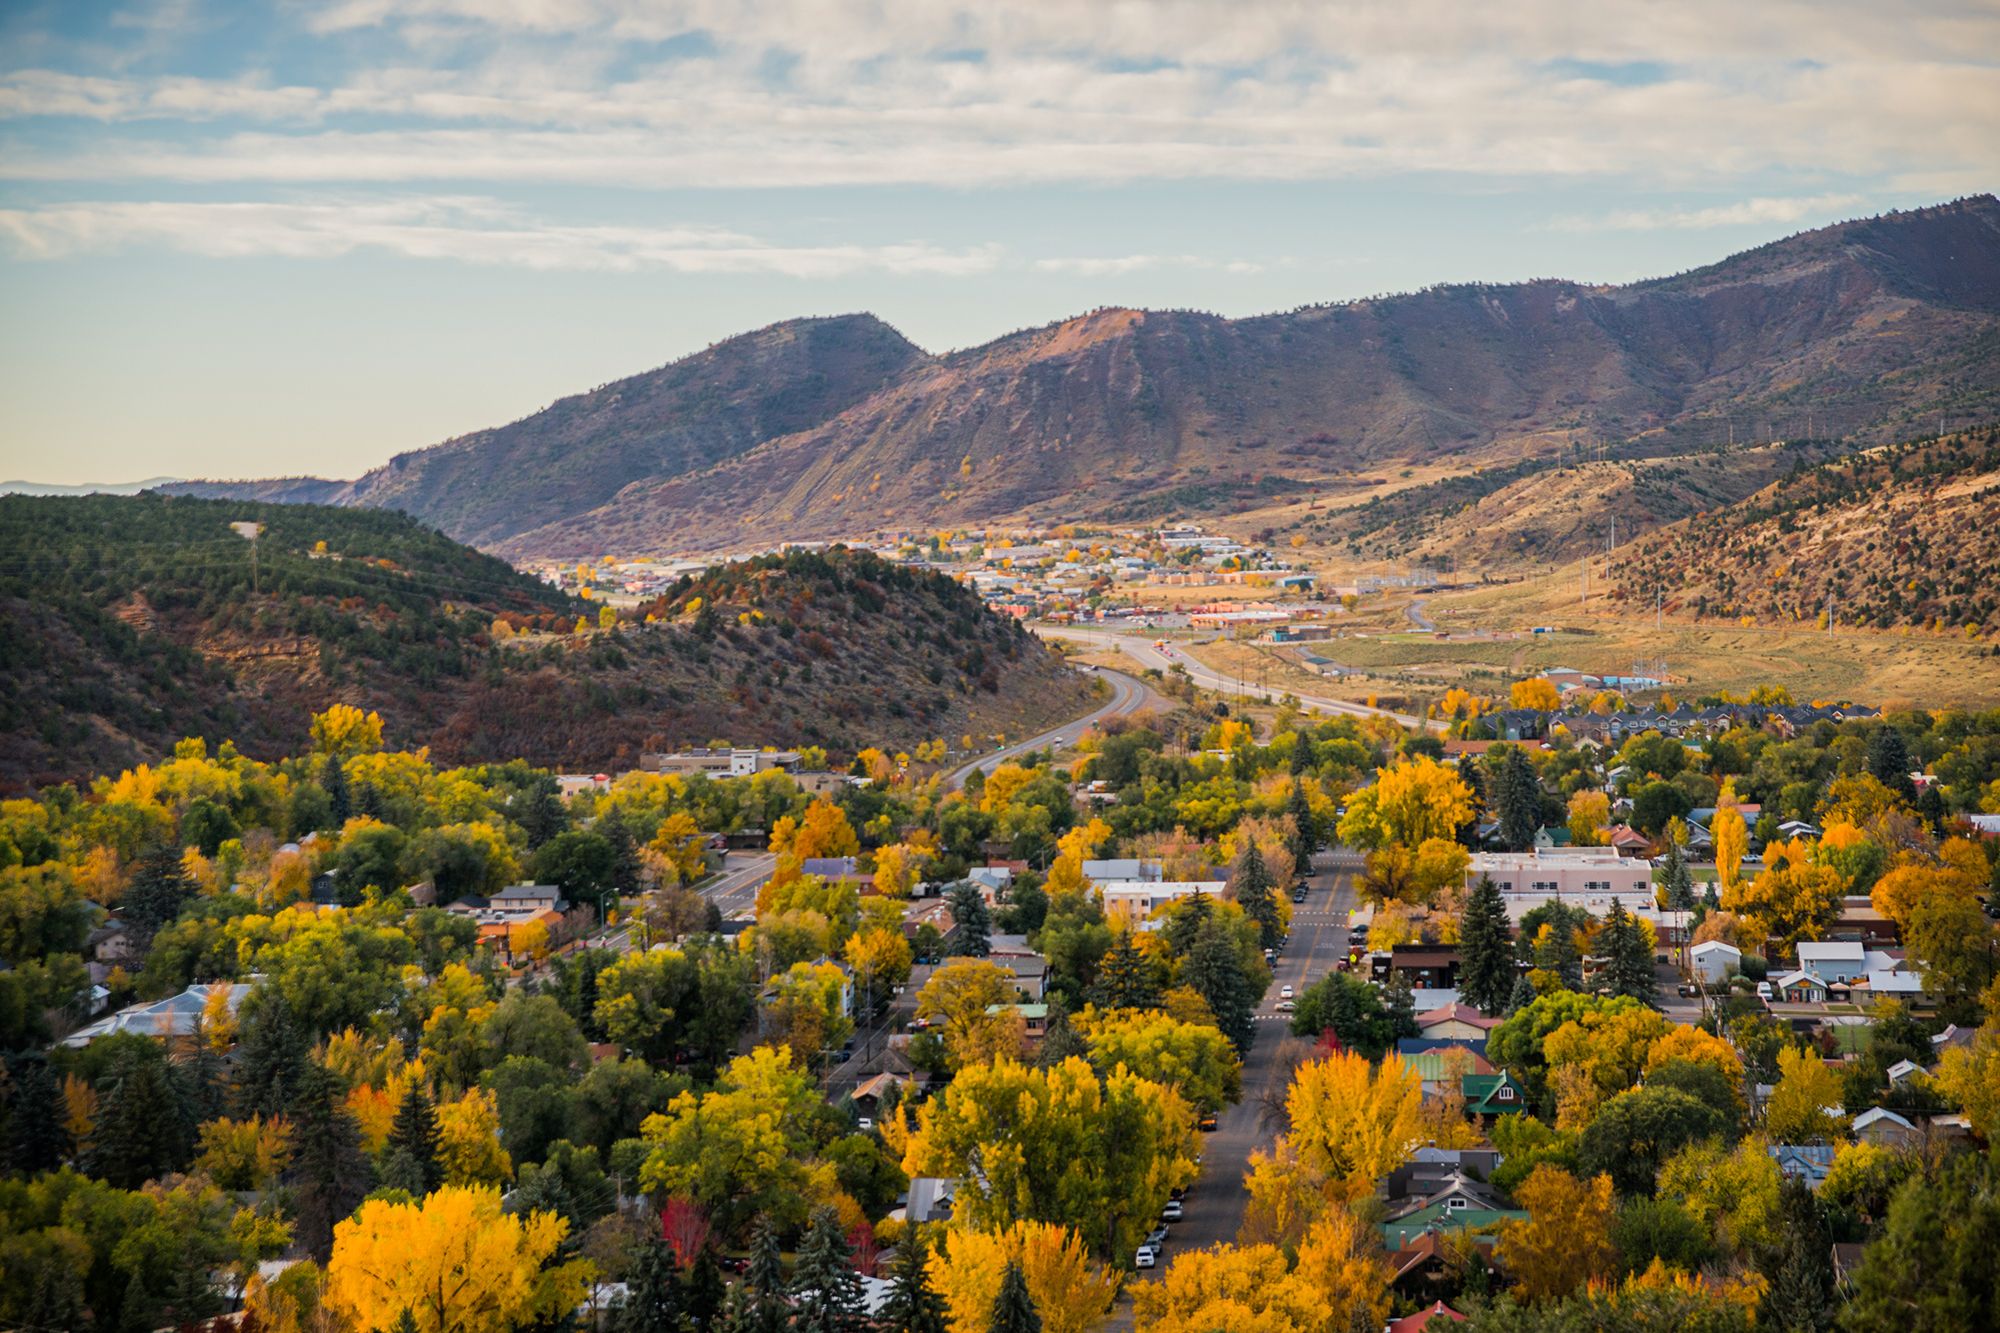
[1134,848,1361,1268]
[1035,625,1434,731]
[701,849,777,921]
[943,666,1166,790]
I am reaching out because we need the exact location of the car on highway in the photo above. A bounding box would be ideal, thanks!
[1134,1245,1158,1269]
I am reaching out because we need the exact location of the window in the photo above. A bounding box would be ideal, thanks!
[1498,1087,1514,1101]
[1446,1197,1467,1211]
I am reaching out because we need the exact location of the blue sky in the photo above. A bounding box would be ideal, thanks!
[1,1,1996,484]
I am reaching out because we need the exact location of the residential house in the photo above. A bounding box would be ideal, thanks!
[1387,1302,1469,1333]
[987,1003,1049,1046]
[63,982,252,1047]
[904,1178,958,1224]
[1380,1174,1527,1249]
[1771,970,1830,1004]
[1462,1073,1529,1119]
[1851,1107,1917,1147]
[1414,1002,1503,1043]
[1690,939,1743,985]
[1769,1144,1838,1190]
[1796,941,1869,984]
[1885,1059,1925,1088]
[448,883,579,961]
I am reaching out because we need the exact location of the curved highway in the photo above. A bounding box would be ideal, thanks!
[943,667,1162,790]
[1036,625,1435,731]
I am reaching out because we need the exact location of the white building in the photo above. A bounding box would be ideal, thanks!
[1101,880,1228,924]
[1690,939,1743,984]
[1465,847,1654,900]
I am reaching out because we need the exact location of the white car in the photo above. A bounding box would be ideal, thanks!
[1279,984,1294,1000]
[1135,1245,1158,1269]
[856,1117,874,1133]
[1162,1199,1185,1223]
[1756,981,1774,1000]
[1276,999,1296,1013]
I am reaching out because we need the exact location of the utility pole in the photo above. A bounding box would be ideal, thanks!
[1827,591,1835,637]
[1656,589,1664,631]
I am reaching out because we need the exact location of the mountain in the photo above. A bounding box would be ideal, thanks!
[0,494,1092,792]
[166,197,2000,556]
[1604,427,2000,632]
[0,476,183,496]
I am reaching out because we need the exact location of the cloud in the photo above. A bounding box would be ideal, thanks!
[1553,192,1869,232]
[0,197,1004,275]
[1033,254,1264,276]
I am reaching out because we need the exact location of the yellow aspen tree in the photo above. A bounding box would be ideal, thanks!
[1497,1166,1617,1301]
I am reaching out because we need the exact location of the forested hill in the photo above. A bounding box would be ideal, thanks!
[0,496,1092,791]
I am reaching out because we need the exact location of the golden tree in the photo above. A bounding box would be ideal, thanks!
[1763,1046,1850,1143]
[1282,1050,1423,1202]
[1335,756,1473,851]
[1510,678,1562,711]
[436,1087,513,1186]
[325,1185,591,1333]
[934,1221,1119,1333]
[1711,807,1748,893]
[1496,1166,1616,1301]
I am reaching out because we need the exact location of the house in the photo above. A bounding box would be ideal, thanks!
[448,883,579,960]
[1796,941,1869,984]
[640,748,800,778]
[852,1071,909,1116]
[63,982,253,1047]
[996,954,1049,1001]
[1769,1144,1838,1189]
[1400,1043,1496,1094]
[802,857,873,888]
[1689,940,1743,985]
[1885,1059,1925,1088]
[1101,880,1228,924]
[1851,1107,1917,1146]
[1772,970,1829,1003]
[1383,1150,1506,1202]
[1461,1073,1528,1119]
[1380,1174,1527,1248]
[1931,1024,1977,1056]
[1370,946,1462,990]
[904,1177,958,1224]
[1414,1002,1503,1042]
[1605,825,1653,857]
[986,1003,1049,1045]
[1387,1302,1469,1333]
[1862,970,1924,1002]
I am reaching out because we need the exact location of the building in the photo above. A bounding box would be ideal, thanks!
[1370,946,1461,990]
[1690,940,1743,984]
[63,982,252,1047]
[640,748,801,778]
[1083,858,1160,883]
[1465,847,1654,900]
[1796,941,1869,983]
[1852,1107,1918,1146]
[1414,1002,1502,1042]
[1380,1174,1527,1249]
[1387,1301,1469,1333]
[1769,1144,1838,1190]
[1461,1073,1529,1119]
[447,883,577,960]
[1101,880,1228,924]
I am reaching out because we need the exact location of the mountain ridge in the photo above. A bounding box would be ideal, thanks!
[163,196,2000,557]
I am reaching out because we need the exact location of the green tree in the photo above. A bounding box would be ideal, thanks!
[531,830,619,919]
[879,1230,949,1333]
[87,1043,192,1188]
[122,841,193,945]
[1600,901,1658,1005]
[745,1215,788,1333]
[1183,919,1255,1052]
[948,882,992,957]
[1236,842,1283,951]
[1759,1175,1835,1333]
[1865,727,1917,802]
[1289,971,1407,1059]
[618,1235,685,1333]
[387,1082,443,1195]
[1090,930,1160,1009]
[1495,747,1541,852]
[287,1060,369,1262]
[791,1205,863,1333]
[1458,875,1515,1015]
[1577,1086,1729,1196]
[1844,1154,1999,1333]
[988,1259,1042,1333]
[1662,835,1696,913]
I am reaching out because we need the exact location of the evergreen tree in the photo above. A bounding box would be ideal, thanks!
[1457,763,1487,844]
[1033,1002,1090,1069]
[681,1246,727,1329]
[1495,747,1541,852]
[1290,734,1314,775]
[1662,836,1696,912]
[519,779,569,851]
[744,1216,788,1333]
[1285,777,1319,867]
[1184,920,1255,1052]
[6,1055,66,1173]
[1091,930,1160,1010]
[1505,973,1537,1015]
[323,753,352,827]
[173,1027,229,1132]
[1702,879,1721,911]
[715,1281,756,1333]
[122,841,193,946]
[87,1045,192,1188]
[1383,970,1420,1045]
[619,1235,686,1333]
[1533,913,1584,991]
[879,1232,948,1333]
[1602,901,1658,1006]
[387,1081,443,1194]
[791,1205,864,1333]
[377,1144,428,1198]
[946,882,992,958]
[1916,783,1947,835]
[1457,876,1515,1015]
[1865,726,1917,801]
[232,993,309,1118]
[1161,890,1214,958]
[1235,842,1283,950]
[1760,1176,1837,1333]
[287,1061,369,1262]
[988,1259,1042,1333]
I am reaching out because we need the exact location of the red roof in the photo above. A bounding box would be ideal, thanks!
[1388,1301,1468,1332]
[1414,1001,1502,1031]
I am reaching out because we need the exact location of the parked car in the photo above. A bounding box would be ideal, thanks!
[1197,1112,1218,1131]
[1135,1246,1158,1269]
[857,1117,874,1133]
[1756,981,1774,1000]
[1162,1200,1185,1223]
[1677,983,1700,998]
[1169,1185,1188,1201]
[1145,1226,1170,1248]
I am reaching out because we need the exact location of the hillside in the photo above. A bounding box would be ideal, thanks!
[1310,440,1849,568]
[0,496,1092,791]
[1604,428,2000,633]
[164,197,2000,556]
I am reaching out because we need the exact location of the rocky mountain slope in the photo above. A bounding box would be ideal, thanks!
[167,197,2000,556]
[1604,427,2000,633]
[0,495,1090,791]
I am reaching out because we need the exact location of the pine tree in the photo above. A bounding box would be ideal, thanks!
[123,841,193,945]
[1662,836,1696,912]
[1091,930,1160,1010]
[1235,842,1283,950]
[1495,747,1541,852]
[1033,1002,1090,1069]
[947,882,992,957]
[1760,1175,1836,1333]
[1290,735,1314,775]
[879,1232,948,1333]
[619,1235,686,1333]
[1533,914,1583,991]
[387,1082,443,1194]
[791,1205,864,1333]
[1458,762,1487,838]
[1702,879,1721,911]
[1184,919,1255,1052]
[232,993,309,1118]
[323,754,352,827]
[1458,876,1515,1015]
[6,1055,66,1173]
[1161,890,1214,958]
[87,1046,190,1188]
[1602,901,1658,1005]
[1865,727,1916,801]
[287,1061,369,1262]
[744,1216,788,1333]
[377,1144,428,1198]
[1286,777,1319,867]
[1384,970,1419,1044]
[988,1259,1042,1333]
[1505,973,1537,1015]
[681,1245,727,1329]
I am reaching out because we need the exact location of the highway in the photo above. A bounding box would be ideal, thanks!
[1036,625,1433,730]
[942,667,1165,790]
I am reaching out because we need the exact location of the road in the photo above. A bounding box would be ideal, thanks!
[1037,626,1434,730]
[1136,849,1361,1269]
[943,667,1164,790]
[1406,598,1436,631]
[701,850,777,920]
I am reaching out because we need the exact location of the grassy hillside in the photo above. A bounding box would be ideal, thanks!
[0,496,1093,791]
[1605,428,2000,633]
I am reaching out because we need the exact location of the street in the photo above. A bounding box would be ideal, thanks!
[943,666,1166,790]
[1035,625,1434,730]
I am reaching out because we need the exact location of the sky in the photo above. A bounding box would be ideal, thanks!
[1,1,1996,485]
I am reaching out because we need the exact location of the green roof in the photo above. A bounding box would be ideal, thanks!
[1461,1073,1528,1115]
[1379,1204,1526,1246]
